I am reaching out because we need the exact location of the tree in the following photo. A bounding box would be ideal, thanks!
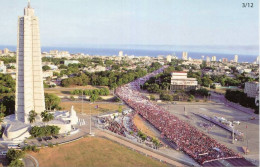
[160,93,173,101]
[147,83,160,93]
[30,126,60,138]
[1,95,15,115]
[8,159,24,167]
[42,65,51,71]
[201,76,212,87]
[6,149,25,162]
[152,137,160,148]
[0,104,6,113]
[150,94,155,101]
[0,112,5,124]
[210,84,216,89]
[118,105,123,113]
[28,110,37,124]
[90,94,99,102]
[45,93,61,111]
[41,111,54,123]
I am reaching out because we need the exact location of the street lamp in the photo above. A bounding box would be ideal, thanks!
[232,124,235,144]
[89,102,94,136]
[81,89,83,115]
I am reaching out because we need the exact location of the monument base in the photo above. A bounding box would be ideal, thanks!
[1,106,80,144]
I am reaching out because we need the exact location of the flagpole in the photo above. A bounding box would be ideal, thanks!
[246,121,248,154]
[81,89,83,115]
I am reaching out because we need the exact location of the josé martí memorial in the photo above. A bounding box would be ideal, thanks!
[1,1,80,143]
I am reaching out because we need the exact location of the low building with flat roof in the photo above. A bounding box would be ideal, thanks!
[170,72,198,91]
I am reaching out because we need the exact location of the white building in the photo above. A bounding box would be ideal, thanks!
[182,52,188,60]
[166,55,172,62]
[43,71,53,79]
[244,82,259,98]
[213,83,222,88]
[211,56,216,61]
[50,50,59,55]
[48,64,58,70]
[206,56,210,62]
[238,69,252,74]
[0,61,6,73]
[170,72,198,91]
[64,60,79,66]
[234,55,238,63]
[3,48,9,54]
[118,51,123,57]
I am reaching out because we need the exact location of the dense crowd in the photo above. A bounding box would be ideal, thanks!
[115,66,241,165]
[104,117,127,137]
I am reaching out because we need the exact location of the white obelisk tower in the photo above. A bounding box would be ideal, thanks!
[15,0,45,123]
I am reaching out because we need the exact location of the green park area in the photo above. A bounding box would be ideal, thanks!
[30,137,167,167]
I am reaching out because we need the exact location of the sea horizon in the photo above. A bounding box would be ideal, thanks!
[0,45,258,63]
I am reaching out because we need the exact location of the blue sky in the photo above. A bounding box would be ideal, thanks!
[0,0,258,47]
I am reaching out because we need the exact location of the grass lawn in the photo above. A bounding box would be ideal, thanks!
[133,114,158,139]
[60,102,126,114]
[30,137,167,167]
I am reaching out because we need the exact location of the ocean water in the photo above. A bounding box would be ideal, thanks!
[0,45,258,63]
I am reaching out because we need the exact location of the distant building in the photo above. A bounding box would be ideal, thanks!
[64,60,79,66]
[211,56,216,61]
[234,55,238,63]
[206,56,210,62]
[0,50,2,54]
[48,64,58,70]
[166,55,172,62]
[170,72,198,91]
[212,83,221,88]
[118,51,123,57]
[238,69,252,74]
[60,51,69,55]
[253,56,259,64]
[43,71,53,79]
[244,82,259,99]
[3,48,9,54]
[157,55,164,60]
[50,50,59,55]
[222,58,228,63]
[0,61,6,73]
[182,52,188,60]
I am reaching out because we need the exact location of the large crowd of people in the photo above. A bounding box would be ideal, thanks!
[115,66,241,165]
[104,117,127,137]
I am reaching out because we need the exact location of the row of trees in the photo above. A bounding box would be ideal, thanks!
[70,88,110,96]
[225,90,258,114]
[61,67,147,88]
[29,125,60,138]
[61,62,163,89]
[0,56,16,64]
[189,88,209,97]
[28,110,54,124]
[187,71,256,88]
